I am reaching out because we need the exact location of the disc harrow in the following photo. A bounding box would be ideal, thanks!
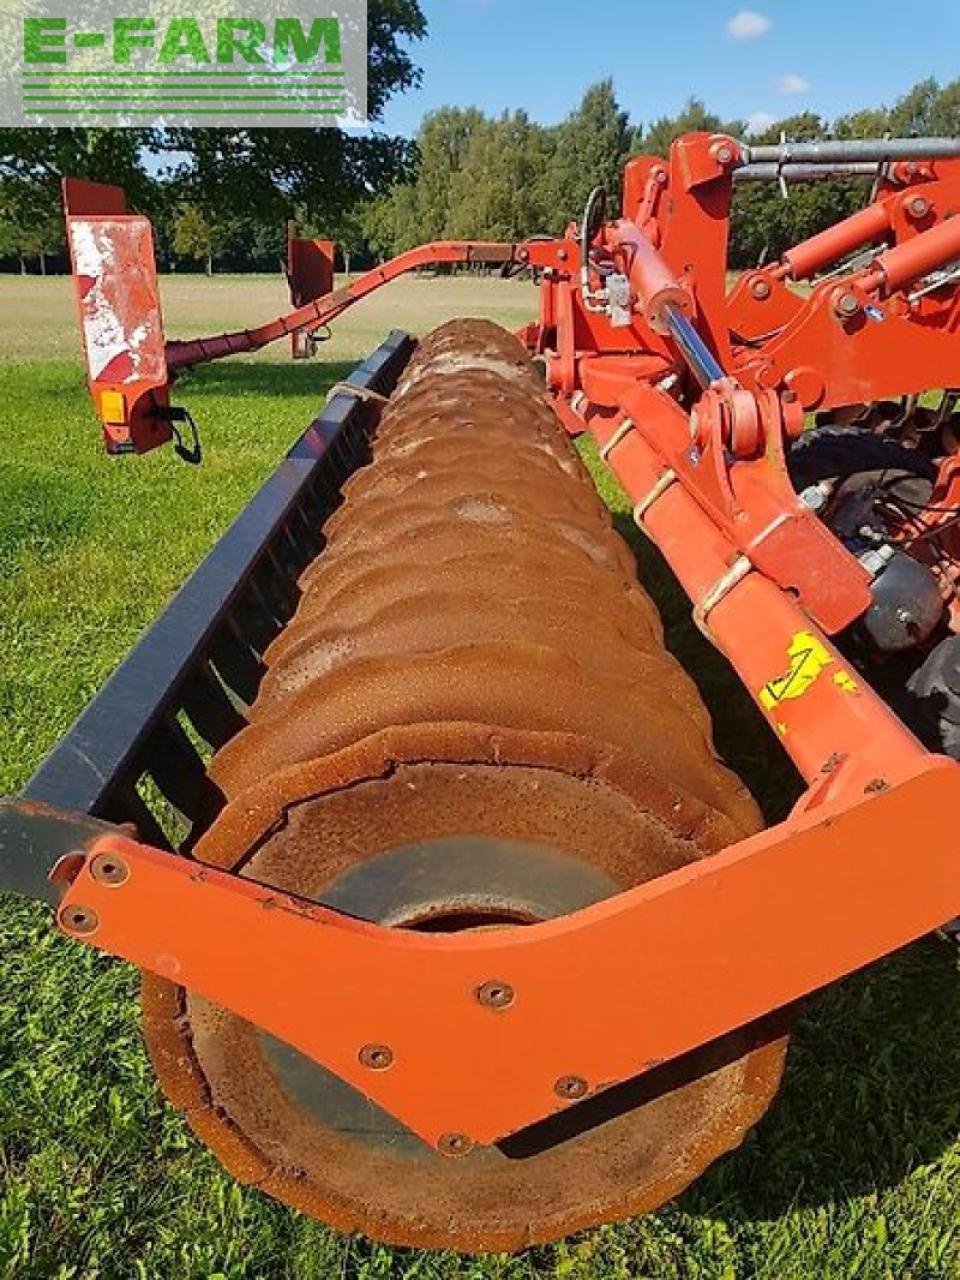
[6,131,960,1255]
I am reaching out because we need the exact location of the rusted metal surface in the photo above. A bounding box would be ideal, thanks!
[142,320,788,1251]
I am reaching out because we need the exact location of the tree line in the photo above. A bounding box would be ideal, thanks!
[2,52,959,276]
[366,77,960,269]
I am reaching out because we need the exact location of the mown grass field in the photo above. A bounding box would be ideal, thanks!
[1,272,958,1280]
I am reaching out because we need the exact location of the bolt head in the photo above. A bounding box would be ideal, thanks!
[835,292,860,318]
[750,277,772,300]
[908,195,931,218]
[555,1075,589,1100]
[476,980,515,1010]
[711,142,734,165]
[437,1132,474,1157]
[358,1043,393,1070]
[59,904,99,936]
[90,853,130,887]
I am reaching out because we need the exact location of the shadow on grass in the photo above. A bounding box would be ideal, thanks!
[179,357,363,402]
[686,937,960,1219]
[610,513,960,1218]
[611,512,801,824]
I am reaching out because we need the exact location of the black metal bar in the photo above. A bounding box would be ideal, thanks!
[143,719,219,825]
[18,331,414,841]
[209,617,265,708]
[0,799,121,907]
[179,664,246,751]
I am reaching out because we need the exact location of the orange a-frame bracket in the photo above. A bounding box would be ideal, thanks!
[22,755,959,1152]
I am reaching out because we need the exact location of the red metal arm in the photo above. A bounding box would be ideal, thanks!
[166,241,521,370]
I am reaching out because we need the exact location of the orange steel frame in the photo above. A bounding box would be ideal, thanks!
[35,132,960,1149]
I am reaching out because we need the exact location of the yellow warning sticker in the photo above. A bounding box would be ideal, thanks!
[759,631,833,710]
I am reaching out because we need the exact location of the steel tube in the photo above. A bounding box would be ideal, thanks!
[742,137,960,166]
[734,162,881,183]
[662,304,725,389]
[864,213,960,294]
[781,201,892,280]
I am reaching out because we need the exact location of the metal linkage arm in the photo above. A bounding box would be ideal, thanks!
[166,241,521,371]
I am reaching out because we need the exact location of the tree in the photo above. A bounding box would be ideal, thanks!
[161,1,426,233]
[640,98,743,159]
[0,178,63,274]
[446,111,554,242]
[543,80,632,230]
[172,205,222,275]
[411,106,486,241]
[729,112,867,268]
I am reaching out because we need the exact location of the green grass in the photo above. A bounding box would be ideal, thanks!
[1,278,959,1279]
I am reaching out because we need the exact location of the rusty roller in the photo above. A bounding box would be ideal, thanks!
[141,320,788,1252]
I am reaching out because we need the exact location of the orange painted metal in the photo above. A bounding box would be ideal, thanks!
[605,219,692,332]
[64,213,172,455]
[569,395,920,787]
[57,758,960,1147]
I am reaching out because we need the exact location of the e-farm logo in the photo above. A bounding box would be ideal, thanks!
[0,1,368,127]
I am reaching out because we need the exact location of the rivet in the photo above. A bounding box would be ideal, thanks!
[90,853,130,887]
[59,904,99,936]
[437,1132,474,1157]
[555,1075,589,1100]
[358,1043,393,1070]
[476,980,515,1010]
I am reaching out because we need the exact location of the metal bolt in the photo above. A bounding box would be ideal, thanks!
[835,292,860,318]
[554,1075,589,1100]
[358,1043,393,1070]
[437,1132,474,1157]
[90,853,130,887]
[711,142,734,165]
[907,195,931,219]
[475,980,515,1010]
[751,278,772,300]
[59,904,99,936]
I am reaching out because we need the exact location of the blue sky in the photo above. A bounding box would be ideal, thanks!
[377,1,960,138]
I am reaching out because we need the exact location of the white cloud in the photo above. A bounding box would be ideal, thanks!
[746,111,777,134]
[727,10,772,39]
[775,73,811,95]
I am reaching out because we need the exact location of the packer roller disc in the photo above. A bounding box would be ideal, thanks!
[142,320,789,1252]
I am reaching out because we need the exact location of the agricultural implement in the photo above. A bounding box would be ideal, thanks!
[4,131,960,1250]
